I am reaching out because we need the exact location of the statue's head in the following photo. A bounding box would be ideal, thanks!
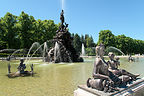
[96,43,105,57]
[115,57,120,61]
[61,10,64,15]
[20,58,24,62]
[108,52,115,59]
[6,56,10,61]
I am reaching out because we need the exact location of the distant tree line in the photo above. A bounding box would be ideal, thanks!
[1,12,144,55]
[0,11,59,50]
[98,30,144,55]
[0,12,96,56]
[71,33,96,56]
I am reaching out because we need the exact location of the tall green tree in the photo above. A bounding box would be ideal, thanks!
[31,19,43,43]
[86,36,94,47]
[98,30,116,48]
[18,11,35,48]
[0,11,59,50]
[81,35,85,44]
[1,12,18,49]
[0,18,7,49]
[73,34,82,53]
[42,20,57,43]
[97,30,144,54]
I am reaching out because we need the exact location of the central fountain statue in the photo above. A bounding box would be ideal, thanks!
[45,10,83,63]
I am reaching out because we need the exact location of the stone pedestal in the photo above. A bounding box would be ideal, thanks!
[74,77,144,96]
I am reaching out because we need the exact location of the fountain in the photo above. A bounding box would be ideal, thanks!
[43,42,48,59]
[74,44,144,96]
[54,42,62,63]
[61,0,65,10]
[0,49,18,60]
[8,49,25,60]
[107,46,125,55]
[81,43,85,56]
[5,42,41,78]
[42,42,48,62]
[0,49,16,52]
[45,10,83,63]
[25,41,49,63]
[25,42,41,62]
[26,43,44,64]
[7,59,34,78]
[24,42,42,63]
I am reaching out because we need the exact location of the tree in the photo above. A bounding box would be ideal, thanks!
[97,30,144,55]
[86,47,95,56]
[81,35,85,44]
[86,36,94,47]
[42,20,57,43]
[31,19,44,43]
[18,11,34,48]
[98,30,115,48]
[73,34,82,53]
[1,12,18,49]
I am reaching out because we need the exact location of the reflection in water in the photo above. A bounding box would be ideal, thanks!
[0,57,144,96]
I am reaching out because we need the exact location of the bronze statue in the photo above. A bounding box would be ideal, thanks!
[60,10,65,25]
[128,54,135,62]
[87,44,122,92]
[7,59,34,78]
[59,10,69,32]
[44,10,83,63]
[107,52,120,70]
[87,44,140,92]
[17,58,26,74]
[107,52,139,81]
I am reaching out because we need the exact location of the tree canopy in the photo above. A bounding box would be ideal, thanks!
[72,33,95,55]
[0,11,58,49]
[98,30,144,55]
[1,12,144,56]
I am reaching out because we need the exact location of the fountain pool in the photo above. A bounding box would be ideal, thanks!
[0,57,144,96]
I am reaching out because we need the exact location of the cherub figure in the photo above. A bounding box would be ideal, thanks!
[107,52,139,81]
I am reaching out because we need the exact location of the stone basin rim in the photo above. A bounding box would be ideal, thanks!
[77,77,144,96]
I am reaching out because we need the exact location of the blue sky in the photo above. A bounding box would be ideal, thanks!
[0,0,144,42]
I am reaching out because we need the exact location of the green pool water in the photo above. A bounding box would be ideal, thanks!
[0,57,144,96]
